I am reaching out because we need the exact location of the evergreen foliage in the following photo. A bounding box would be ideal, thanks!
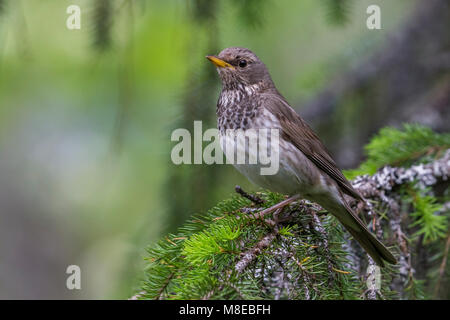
[141,125,449,300]
[321,0,352,26]
[92,0,113,51]
[344,124,450,179]
[142,195,362,299]
[0,0,6,15]
[230,0,269,28]
[408,187,446,243]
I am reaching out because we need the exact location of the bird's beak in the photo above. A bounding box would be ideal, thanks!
[206,55,234,69]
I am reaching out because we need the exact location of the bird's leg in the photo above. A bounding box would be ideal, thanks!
[255,194,301,220]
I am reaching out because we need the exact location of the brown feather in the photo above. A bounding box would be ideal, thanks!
[339,200,397,265]
[262,92,396,265]
[262,92,364,201]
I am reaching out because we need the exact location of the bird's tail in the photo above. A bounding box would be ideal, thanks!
[327,201,397,267]
[344,221,397,267]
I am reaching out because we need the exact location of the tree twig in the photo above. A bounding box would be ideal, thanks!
[235,185,266,205]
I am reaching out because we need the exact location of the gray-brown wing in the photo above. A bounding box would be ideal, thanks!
[263,93,363,201]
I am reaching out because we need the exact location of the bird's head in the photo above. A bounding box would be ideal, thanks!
[206,47,274,91]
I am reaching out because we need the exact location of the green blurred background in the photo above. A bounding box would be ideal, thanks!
[0,0,448,298]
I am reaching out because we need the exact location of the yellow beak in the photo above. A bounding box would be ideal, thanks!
[206,55,234,69]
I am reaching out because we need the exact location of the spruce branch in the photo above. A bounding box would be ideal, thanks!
[235,225,279,274]
[138,135,449,300]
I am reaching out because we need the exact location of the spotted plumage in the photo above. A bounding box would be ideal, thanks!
[207,47,397,266]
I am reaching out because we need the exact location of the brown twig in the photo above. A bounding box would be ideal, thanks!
[235,185,265,205]
[235,227,279,274]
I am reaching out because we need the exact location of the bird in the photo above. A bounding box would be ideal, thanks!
[206,47,397,267]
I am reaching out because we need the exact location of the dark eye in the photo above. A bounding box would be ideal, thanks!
[238,59,247,68]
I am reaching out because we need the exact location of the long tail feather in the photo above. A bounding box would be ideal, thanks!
[345,224,397,267]
[335,205,397,267]
[324,200,397,267]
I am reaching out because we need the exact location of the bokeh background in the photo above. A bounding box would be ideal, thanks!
[0,0,448,299]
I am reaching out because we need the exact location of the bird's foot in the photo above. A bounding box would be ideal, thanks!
[255,194,301,221]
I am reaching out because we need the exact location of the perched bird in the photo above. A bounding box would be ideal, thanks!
[206,47,396,267]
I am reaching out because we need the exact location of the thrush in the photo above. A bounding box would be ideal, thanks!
[206,47,397,267]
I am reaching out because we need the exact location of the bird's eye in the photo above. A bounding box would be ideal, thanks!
[238,59,247,68]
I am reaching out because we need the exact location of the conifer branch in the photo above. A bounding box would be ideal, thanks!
[235,185,265,205]
[235,227,279,274]
[139,126,450,300]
